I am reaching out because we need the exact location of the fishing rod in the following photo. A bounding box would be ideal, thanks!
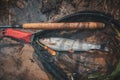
[0,22,105,30]
[0,11,120,30]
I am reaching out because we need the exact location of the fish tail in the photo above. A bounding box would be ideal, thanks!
[100,41,109,51]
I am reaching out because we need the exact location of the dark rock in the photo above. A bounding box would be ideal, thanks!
[41,0,62,13]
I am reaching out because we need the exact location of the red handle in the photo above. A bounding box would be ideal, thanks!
[4,28,32,43]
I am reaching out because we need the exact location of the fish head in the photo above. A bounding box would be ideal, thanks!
[39,38,58,46]
[39,38,51,44]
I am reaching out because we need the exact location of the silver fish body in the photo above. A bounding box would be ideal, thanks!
[39,37,108,51]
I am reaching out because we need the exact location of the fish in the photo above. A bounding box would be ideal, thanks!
[39,37,108,51]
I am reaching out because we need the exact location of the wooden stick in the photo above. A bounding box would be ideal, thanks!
[23,22,105,30]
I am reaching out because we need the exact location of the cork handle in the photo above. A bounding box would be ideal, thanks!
[23,22,105,30]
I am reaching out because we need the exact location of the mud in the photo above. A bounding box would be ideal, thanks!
[0,37,50,80]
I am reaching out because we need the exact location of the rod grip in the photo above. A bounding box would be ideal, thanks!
[23,22,105,30]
